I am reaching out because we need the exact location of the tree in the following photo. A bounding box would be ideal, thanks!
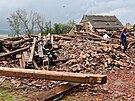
[44,21,52,34]
[15,9,39,35]
[52,20,76,34]
[7,9,76,36]
[133,24,135,30]
[7,13,21,37]
[7,9,44,37]
[37,15,46,35]
[53,23,61,34]
[67,20,76,28]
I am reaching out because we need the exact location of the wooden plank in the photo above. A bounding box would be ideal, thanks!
[88,32,104,40]
[0,46,30,58]
[19,58,23,68]
[38,33,43,58]
[3,38,32,46]
[63,34,102,41]
[53,35,74,40]
[3,37,23,41]
[32,60,38,69]
[28,37,37,64]
[99,43,120,49]
[2,46,10,52]
[0,67,107,84]
[28,82,80,101]
[21,52,25,68]
[51,35,53,44]
[16,54,23,68]
[27,48,39,69]
[12,38,32,46]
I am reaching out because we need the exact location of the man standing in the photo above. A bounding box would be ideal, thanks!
[120,28,128,53]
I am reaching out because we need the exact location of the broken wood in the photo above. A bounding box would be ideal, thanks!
[0,46,30,58]
[28,82,80,101]
[3,36,23,41]
[2,46,10,52]
[0,67,107,84]
[128,41,135,49]
[12,38,32,46]
[32,60,38,69]
[54,35,74,40]
[99,43,120,49]
[16,54,23,68]
[38,33,43,58]
[88,32,104,40]
[64,34,103,41]
[21,52,25,68]
[28,37,37,64]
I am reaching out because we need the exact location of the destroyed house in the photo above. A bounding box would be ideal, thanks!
[80,15,123,32]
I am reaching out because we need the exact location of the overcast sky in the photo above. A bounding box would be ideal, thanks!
[0,0,135,30]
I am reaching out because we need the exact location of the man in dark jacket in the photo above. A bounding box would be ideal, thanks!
[120,28,128,53]
[43,39,57,66]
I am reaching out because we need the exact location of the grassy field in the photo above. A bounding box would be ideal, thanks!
[0,80,26,101]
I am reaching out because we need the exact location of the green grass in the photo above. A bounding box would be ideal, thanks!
[60,96,94,101]
[0,80,26,101]
[0,88,25,101]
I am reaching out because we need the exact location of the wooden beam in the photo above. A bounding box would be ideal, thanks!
[88,32,104,40]
[21,52,25,68]
[2,46,10,52]
[16,54,23,68]
[0,46,30,58]
[51,35,53,44]
[3,37,23,41]
[53,35,74,40]
[99,43,120,49]
[28,83,80,101]
[0,67,107,84]
[12,38,32,46]
[38,33,43,58]
[32,60,38,69]
[28,37,37,64]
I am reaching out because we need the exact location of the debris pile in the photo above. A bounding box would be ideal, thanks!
[0,34,46,69]
[0,31,135,100]
[49,32,135,100]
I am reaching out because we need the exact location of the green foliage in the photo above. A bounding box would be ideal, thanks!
[67,20,76,28]
[44,21,52,34]
[133,24,135,30]
[43,20,76,35]
[51,20,76,34]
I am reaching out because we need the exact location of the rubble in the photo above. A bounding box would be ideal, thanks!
[0,31,135,100]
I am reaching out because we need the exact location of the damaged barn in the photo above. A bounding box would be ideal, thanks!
[69,15,123,34]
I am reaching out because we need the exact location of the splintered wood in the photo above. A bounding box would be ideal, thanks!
[0,46,30,58]
[0,35,45,69]
[28,82,80,101]
[28,37,37,64]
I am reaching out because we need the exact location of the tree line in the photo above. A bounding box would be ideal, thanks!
[7,9,76,36]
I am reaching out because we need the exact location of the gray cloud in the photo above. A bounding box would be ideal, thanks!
[0,0,134,29]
